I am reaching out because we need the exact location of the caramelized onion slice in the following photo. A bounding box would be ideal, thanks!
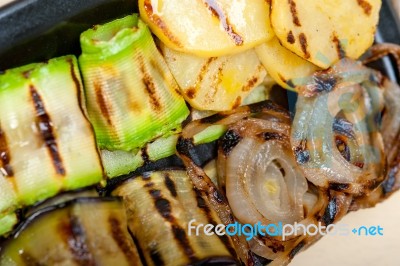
[220,118,307,225]
[291,59,386,195]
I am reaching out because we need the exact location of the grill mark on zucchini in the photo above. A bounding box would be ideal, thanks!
[356,0,372,15]
[143,0,182,47]
[67,58,84,114]
[59,214,95,265]
[139,56,162,112]
[93,81,113,126]
[0,126,14,177]
[203,0,244,46]
[288,0,301,26]
[299,33,310,59]
[29,85,66,176]
[109,216,138,264]
[146,184,198,262]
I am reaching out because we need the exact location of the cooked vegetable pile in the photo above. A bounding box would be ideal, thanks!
[1,0,399,265]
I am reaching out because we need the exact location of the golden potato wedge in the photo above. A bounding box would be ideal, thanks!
[161,44,267,111]
[271,0,381,68]
[255,37,320,90]
[139,0,274,57]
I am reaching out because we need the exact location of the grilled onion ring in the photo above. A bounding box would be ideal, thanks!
[291,59,387,195]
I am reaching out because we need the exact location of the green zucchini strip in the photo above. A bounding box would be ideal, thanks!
[0,55,103,235]
[79,14,189,151]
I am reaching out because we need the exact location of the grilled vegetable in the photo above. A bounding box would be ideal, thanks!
[271,0,381,68]
[139,0,274,57]
[255,37,320,90]
[177,101,348,265]
[0,56,103,234]
[0,214,17,237]
[113,170,236,266]
[291,59,386,195]
[161,44,267,111]
[0,197,142,266]
[79,14,189,151]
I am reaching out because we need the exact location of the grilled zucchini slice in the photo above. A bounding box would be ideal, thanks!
[79,15,189,151]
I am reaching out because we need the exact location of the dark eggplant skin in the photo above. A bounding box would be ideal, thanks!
[0,196,143,266]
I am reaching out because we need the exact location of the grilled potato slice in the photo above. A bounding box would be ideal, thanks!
[139,0,274,57]
[255,37,320,90]
[161,44,267,111]
[271,0,381,68]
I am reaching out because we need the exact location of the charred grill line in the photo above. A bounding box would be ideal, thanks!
[149,247,165,266]
[109,216,138,264]
[0,126,14,177]
[94,81,113,126]
[30,85,66,176]
[203,0,244,46]
[59,214,95,266]
[164,173,178,197]
[332,33,346,59]
[287,31,295,44]
[67,58,85,116]
[139,56,162,112]
[288,0,301,26]
[129,229,149,266]
[193,188,237,258]
[356,0,372,16]
[141,147,151,165]
[143,0,182,47]
[241,73,261,92]
[299,33,310,59]
[186,57,218,100]
[146,183,198,262]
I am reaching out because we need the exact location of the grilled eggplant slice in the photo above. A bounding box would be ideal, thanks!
[139,0,274,57]
[0,55,103,234]
[0,197,142,266]
[79,14,189,151]
[113,170,237,266]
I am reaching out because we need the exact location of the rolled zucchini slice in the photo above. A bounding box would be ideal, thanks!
[79,14,190,151]
[113,170,236,265]
[0,56,103,233]
[0,197,142,266]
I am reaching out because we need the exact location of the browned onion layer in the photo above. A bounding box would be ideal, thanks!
[291,59,387,195]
